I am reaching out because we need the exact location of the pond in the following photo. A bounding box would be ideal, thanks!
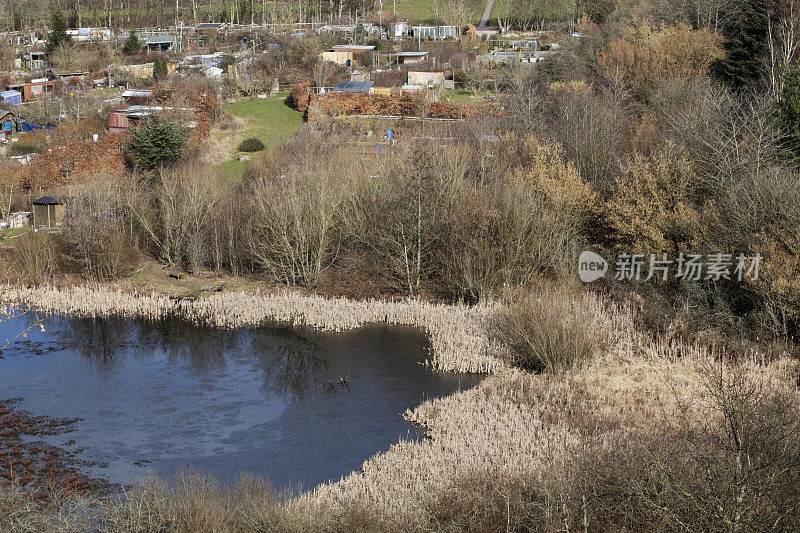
[0,311,480,490]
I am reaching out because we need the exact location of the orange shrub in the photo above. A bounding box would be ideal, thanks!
[11,134,126,191]
[288,82,313,112]
[313,93,502,119]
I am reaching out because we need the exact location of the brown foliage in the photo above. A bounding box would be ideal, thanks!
[596,22,724,92]
[313,93,503,119]
[10,134,126,191]
[288,82,313,112]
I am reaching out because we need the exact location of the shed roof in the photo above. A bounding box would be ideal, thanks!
[0,90,21,98]
[121,88,153,98]
[332,80,374,92]
[332,44,375,51]
[396,51,429,57]
[146,35,175,45]
[0,110,17,121]
[32,196,62,205]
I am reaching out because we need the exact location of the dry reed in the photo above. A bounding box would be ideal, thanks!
[5,284,797,526]
[7,285,507,374]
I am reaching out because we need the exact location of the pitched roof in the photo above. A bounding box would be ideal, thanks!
[32,196,63,205]
[121,89,153,98]
[146,35,175,45]
[332,44,375,51]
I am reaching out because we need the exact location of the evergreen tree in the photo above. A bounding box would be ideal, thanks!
[123,30,141,54]
[46,11,72,55]
[153,58,168,80]
[715,0,768,89]
[125,115,189,172]
[780,63,800,149]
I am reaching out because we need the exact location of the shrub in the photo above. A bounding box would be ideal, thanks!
[288,82,312,112]
[62,193,135,281]
[596,22,723,94]
[238,137,265,152]
[442,139,593,301]
[604,147,702,254]
[125,115,189,172]
[7,143,45,156]
[498,286,607,373]
[215,113,246,132]
[248,169,344,286]
[12,231,60,285]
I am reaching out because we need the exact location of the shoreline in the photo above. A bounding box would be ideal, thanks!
[5,283,514,518]
[10,284,508,374]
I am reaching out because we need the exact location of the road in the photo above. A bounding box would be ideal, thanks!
[478,0,495,28]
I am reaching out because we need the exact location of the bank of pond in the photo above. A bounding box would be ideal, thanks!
[0,312,481,496]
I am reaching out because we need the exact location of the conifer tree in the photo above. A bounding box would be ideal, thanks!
[123,30,141,54]
[46,11,72,55]
[715,0,768,89]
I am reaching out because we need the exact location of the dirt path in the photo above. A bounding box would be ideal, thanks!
[478,0,495,28]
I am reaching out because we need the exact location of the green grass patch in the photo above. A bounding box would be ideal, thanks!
[395,0,485,24]
[218,94,303,181]
[441,89,485,103]
[1,227,30,244]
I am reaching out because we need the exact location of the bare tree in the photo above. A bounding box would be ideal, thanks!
[767,0,800,102]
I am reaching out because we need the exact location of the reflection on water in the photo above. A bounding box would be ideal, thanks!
[0,313,480,489]
[55,316,337,400]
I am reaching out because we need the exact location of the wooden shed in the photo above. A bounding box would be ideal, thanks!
[6,79,56,102]
[32,196,65,228]
[0,110,18,136]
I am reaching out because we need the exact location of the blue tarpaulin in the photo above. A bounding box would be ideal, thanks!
[19,122,54,133]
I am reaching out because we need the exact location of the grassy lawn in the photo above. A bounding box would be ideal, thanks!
[217,93,303,181]
[395,0,486,24]
[440,89,486,103]
[1,227,30,245]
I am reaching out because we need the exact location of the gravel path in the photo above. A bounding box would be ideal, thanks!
[478,0,495,28]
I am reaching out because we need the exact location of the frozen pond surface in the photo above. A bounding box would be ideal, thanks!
[0,313,480,489]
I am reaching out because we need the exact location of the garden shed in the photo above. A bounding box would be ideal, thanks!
[0,110,19,136]
[146,35,175,52]
[32,196,65,229]
[1,90,22,105]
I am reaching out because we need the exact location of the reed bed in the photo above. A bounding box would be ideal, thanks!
[6,284,797,527]
[7,285,507,374]
[303,348,799,520]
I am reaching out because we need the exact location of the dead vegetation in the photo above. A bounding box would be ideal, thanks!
[3,282,798,531]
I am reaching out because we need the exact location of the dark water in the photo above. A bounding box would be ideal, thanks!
[0,312,480,489]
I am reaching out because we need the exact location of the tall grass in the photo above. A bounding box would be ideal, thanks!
[498,286,610,373]
[11,232,60,286]
[0,484,96,532]
[96,472,314,533]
